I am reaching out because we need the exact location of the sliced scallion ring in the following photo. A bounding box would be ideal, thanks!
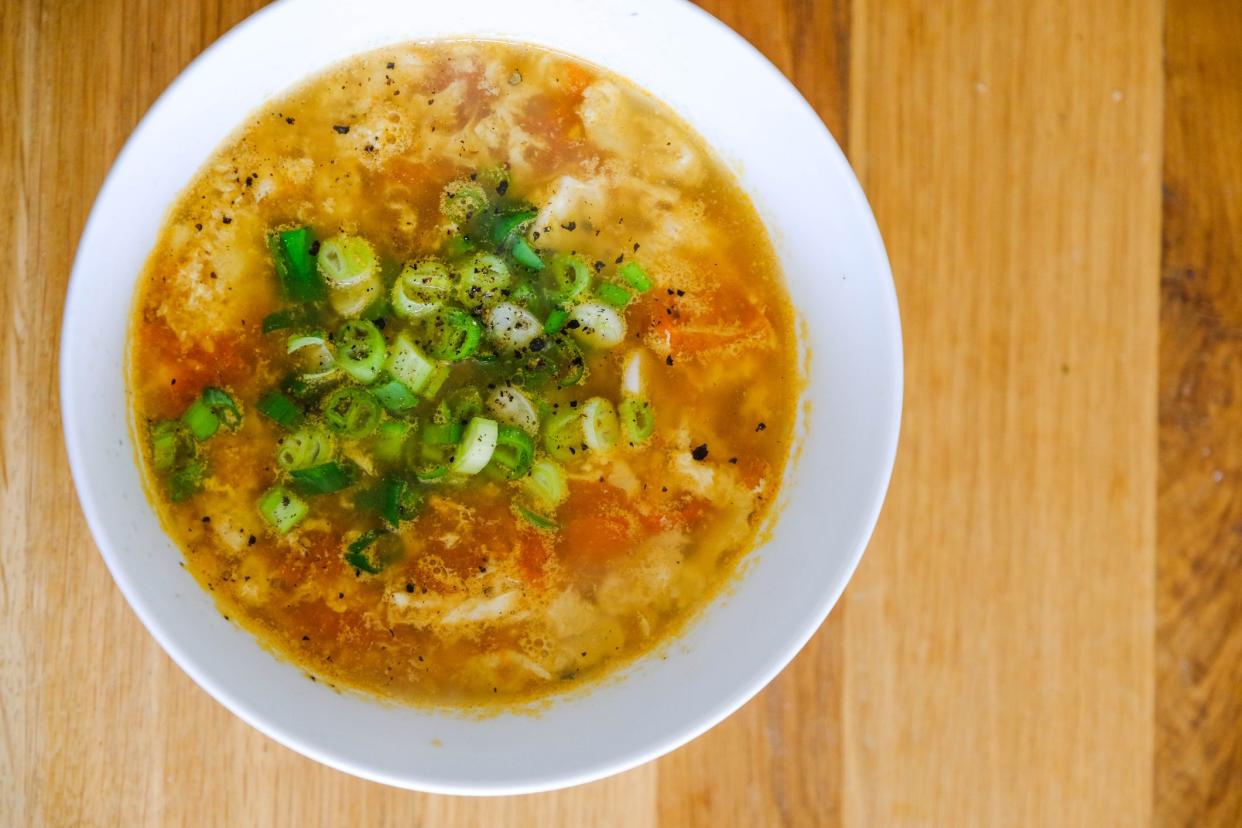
[542,254,591,305]
[522,457,568,507]
[486,385,539,435]
[335,319,387,384]
[385,333,439,392]
[455,252,511,309]
[619,397,655,444]
[257,485,309,534]
[322,387,382,438]
[484,302,541,351]
[450,416,498,475]
[489,424,534,479]
[150,420,196,472]
[287,332,338,384]
[391,259,453,319]
[580,397,620,452]
[544,408,586,462]
[276,426,334,471]
[430,308,483,361]
[568,302,626,349]
[317,234,378,288]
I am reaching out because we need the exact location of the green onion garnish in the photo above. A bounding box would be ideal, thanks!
[289,461,356,495]
[335,319,387,384]
[489,424,535,479]
[268,226,324,302]
[322,387,382,438]
[371,378,418,414]
[620,397,655,443]
[257,391,305,430]
[543,308,569,334]
[257,485,309,534]
[430,307,484,361]
[597,282,632,308]
[617,261,653,292]
[343,529,387,573]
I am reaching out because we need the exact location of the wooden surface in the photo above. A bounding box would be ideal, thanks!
[0,0,1237,825]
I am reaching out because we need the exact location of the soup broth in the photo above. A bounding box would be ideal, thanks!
[129,40,797,705]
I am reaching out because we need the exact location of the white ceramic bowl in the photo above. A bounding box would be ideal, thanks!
[61,0,901,795]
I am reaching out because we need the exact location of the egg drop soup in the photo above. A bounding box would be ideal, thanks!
[129,40,798,705]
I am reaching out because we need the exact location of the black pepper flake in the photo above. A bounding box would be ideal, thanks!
[691,444,709,461]
[496,179,509,196]
[285,116,295,124]
[201,516,211,523]
[676,289,685,297]
[248,534,257,546]
[244,176,253,187]
[364,144,375,152]
[194,223,202,231]
[308,240,320,256]
[633,242,640,251]
[566,319,581,329]
[614,254,624,264]
[374,317,386,330]
[221,216,232,224]
[528,337,546,353]
[569,400,579,408]
[386,61,395,69]
[333,124,350,134]
[593,260,605,273]
[561,220,576,231]
[665,355,674,366]
[302,635,310,641]
[338,592,344,599]
[756,421,767,432]
[170,378,176,385]
[729,457,738,464]
[406,582,415,593]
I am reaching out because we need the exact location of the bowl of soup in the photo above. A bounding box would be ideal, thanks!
[61,0,900,794]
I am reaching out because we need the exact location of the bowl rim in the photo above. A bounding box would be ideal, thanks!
[60,0,902,795]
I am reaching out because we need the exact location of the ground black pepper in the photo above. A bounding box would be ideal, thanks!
[333,124,350,134]
[691,444,709,461]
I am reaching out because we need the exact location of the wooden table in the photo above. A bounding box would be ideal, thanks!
[2,0,1238,824]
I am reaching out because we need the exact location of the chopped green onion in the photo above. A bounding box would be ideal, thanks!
[486,385,540,434]
[455,252,512,309]
[488,208,537,248]
[509,281,538,306]
[484,302,541,351]
[542,254,591,305]
[385,333,439,393]
[391,259,453,319]
[510,238,544,270]
[335,319,387,384]
[489,424,534,479]
[441,180,489,225]
[343,529,388,574]
[287,332,338,384]
[371,378,418,414]
[372,420,411,464]
[150,420,195,472]
[596,282,633,308]
[568,302,626,349]
[447,387,484,422]
[580,397,620,452]
[422,421,464,445]
[168,459,206,502]
[276,425,334,471]
[414,462,450,482]
[317,234,378,288]
[268,227,324,302]
[514,504,559,531]
[617,261,653,292]
[182,399,220,441]
[201,387,242,430]
[289,461,356,494]
[430,308,483,361]
[322,387,381,438]
[553,338,587,387]
[356,476,423,527]
[258,485,309,534]
[523,457,568,506]
[257,391,305,430]
[451,416,498,475]
[620,397,655,443]
[544,408,585,462]
[543,308,569,334]
[422,364,452,399]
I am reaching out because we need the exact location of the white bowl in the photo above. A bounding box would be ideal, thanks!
[60,0,901,795]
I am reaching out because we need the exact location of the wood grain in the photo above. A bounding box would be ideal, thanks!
[845,0,1161,824]
[1,0,1237,824]
[1157,0,1242,824]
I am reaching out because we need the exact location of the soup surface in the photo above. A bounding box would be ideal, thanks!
[129,40,797,705]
